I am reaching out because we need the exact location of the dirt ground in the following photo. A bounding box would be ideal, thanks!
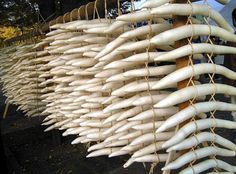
[1,106,154,174]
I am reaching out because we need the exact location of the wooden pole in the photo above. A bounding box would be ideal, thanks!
[163,0,191,174]
[174,1,190,111]
[3,102,9,119]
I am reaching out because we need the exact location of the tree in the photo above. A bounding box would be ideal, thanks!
[0,26,21,40]
[0,0,38,28]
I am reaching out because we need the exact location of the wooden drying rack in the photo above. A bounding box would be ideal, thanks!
[164,0,192,174]
[4,0,195,173]
[4,0,118,46]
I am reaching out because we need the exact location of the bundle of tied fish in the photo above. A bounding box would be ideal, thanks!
[1,0,236,173]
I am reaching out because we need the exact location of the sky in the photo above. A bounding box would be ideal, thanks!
[134,0,231,11]
[194,0,226,11]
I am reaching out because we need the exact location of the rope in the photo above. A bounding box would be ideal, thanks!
[203,2,218,171]
[117,0,122,16]
[143,17,161,174]
[104,0,108,20]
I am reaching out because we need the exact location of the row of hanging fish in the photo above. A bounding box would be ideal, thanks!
[0,0,236,173]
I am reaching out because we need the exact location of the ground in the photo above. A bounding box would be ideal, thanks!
[1,106,153,174]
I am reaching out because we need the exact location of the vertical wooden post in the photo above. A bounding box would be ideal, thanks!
[174,0,191,111]
[164,1,191,174]
[3,102,9,119]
